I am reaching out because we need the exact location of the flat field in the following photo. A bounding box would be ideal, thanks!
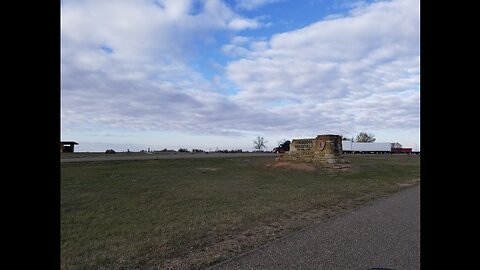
[61,154,420,269]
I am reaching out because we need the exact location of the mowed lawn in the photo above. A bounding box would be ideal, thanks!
[61,155,420,269]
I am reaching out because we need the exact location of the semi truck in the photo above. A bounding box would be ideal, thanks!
[341,141,391,154]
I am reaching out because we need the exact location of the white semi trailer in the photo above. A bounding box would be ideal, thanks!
[341,141,391,154]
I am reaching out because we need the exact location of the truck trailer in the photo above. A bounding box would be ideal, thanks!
[342,141,391,154]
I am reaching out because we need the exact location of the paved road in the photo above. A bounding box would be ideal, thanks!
[61,152,277,163]
[208,185,420,270]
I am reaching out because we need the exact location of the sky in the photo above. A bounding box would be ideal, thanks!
[61,0,420,152]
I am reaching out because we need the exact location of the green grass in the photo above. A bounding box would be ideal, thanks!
[61,155,420,269]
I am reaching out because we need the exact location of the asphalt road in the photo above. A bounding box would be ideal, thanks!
[208,185,420,270]
[60,152,277,163]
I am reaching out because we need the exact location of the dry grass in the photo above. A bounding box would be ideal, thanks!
[61,154,419,269]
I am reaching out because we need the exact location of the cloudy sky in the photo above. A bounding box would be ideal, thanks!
[61,0,420,152]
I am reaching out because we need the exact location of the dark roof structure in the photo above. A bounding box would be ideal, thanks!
[61,141,78,145]
[60,141,79,153]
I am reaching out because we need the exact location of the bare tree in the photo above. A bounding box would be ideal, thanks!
[391,142,402,149]
[253,136,267,151]
[355,132,376,142]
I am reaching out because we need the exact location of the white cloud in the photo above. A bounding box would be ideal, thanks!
[231,36,251,45]
[61,0,261,60]
[222,44,251,58]
[228,18,261,30]
[235,0,284,10]
[226,0,420,133]
[201,0,263,30]
[61,0,265,136]
[62,0,420,149]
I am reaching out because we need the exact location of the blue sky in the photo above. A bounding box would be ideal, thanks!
[61,0,420,152]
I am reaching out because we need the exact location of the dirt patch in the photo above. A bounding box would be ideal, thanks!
[266,161,318,171]
[396,178,420,187]
[197,167,219,173]
[324,164,350,171]
[265,161,350,172]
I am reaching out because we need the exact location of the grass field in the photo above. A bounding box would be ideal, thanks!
[61,154,420,269]
[61,151,159,158]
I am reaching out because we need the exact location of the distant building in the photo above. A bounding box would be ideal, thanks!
[60,141,79,153]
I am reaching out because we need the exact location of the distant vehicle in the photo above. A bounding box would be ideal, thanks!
[273,140,290,153]
[391,147,413,154]
[341,141,419,154]
[272,147,284,153]
[342,141,391,154]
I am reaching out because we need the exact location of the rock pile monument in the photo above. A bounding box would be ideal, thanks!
[277,134,345,165]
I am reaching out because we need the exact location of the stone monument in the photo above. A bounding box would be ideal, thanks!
[277,134,344,165]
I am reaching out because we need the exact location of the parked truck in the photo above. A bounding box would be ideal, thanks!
[273,140,290,153]
[342,141,391,154]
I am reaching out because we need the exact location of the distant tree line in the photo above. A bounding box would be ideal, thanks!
[214,149,243,153]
